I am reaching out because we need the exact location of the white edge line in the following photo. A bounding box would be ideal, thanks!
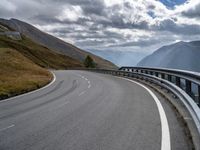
[117,77,171,150]
[0,71,56,103]
[0,124,15,132]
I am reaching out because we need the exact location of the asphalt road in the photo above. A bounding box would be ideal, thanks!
[0,70,192,150]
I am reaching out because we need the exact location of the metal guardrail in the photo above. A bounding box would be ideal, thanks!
[87,67,200,138]
[119,67,200,108]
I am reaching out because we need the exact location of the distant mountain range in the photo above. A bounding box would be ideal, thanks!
[0,18,117,69]
[88,49,147,66]
[137,41,200,72]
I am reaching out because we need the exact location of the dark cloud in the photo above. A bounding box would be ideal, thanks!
[182,3,200,18]
[81,1,105,15]
[152,18,200,35]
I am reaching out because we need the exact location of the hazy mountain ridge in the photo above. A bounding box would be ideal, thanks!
[88,49,147,66]
[137,41,200,72]
[0,18,117,69]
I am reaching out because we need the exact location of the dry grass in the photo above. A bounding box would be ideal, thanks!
[0,35,83,69]
[0,48,52,99]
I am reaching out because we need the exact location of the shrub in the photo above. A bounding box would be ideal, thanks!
[84,55,96,68]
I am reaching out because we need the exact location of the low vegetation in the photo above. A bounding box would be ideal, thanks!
[84,55,96,68]
[0,48,52,99]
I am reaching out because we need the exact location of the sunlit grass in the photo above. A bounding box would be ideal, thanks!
[0,48,52,99]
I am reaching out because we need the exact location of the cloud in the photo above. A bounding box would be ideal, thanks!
[0,0,200,66]
[182,2,200,18]
[56,5,83,22]
[151,18,200,35]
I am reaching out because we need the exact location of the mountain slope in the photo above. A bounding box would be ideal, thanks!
[137,41,200,72]
[88,49,147,66]
[0,18,117,69]
[0,21,83,99]
[0,35,83,69]
[0,48,52,99]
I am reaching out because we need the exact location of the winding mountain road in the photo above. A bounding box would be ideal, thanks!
[0,70,192,150]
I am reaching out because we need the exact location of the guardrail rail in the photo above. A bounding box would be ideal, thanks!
[119,67,200,108]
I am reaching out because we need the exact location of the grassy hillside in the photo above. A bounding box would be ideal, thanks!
[0,25,84,99]
[0,35,83,69]
[0,48,53,99]
[0,35,83,99]
[0,18,117,69]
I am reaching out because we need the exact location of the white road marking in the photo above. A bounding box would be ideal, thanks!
[57,101,70,108]
[79,91,86,96]
[77,74,82,77]
[0,124,15,132]
[118,77,171,150]
[184,117,192,120]
[77,74,91,89]
[0,71,56,103]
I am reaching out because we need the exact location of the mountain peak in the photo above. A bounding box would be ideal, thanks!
[137,40,200,72]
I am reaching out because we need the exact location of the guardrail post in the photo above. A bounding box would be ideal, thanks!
[155,72,158,77]
[198,86,200,107]
[175,77,181,87]
[185,80,192,97]
[161,73,165,79]
[168,75,172,82]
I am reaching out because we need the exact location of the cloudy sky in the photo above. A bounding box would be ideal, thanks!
[1,0,200,65]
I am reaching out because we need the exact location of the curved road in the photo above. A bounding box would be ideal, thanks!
[0,70,192,150]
